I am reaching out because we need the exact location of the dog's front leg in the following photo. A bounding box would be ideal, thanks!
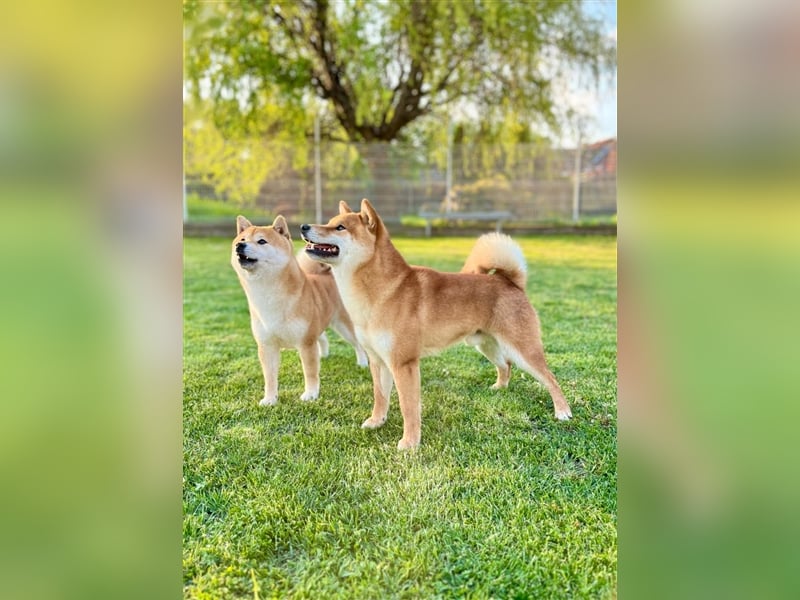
[393,359,421,450]
[257,342,280,406]
[298,342,321,401]
[362,356,393,429]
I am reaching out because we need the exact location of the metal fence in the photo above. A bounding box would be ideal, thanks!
[185,138,616,223]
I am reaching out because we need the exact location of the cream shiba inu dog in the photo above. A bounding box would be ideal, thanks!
[232,215,368,407]
[301,199,572,449]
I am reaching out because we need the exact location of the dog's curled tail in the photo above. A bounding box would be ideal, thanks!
[296,250,332,275]
[461,232,528,290]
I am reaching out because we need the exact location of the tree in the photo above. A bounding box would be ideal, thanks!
[184,101,311,205]
[184,0,615,143]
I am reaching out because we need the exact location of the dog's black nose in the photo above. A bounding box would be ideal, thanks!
[235,242,246,253]
[300,224,310,232]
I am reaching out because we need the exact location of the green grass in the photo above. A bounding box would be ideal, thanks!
[184,235,617,598]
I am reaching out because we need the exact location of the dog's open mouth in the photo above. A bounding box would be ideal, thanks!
[237,252,257,266]
[302,235,340,258]
[304,242,339,257]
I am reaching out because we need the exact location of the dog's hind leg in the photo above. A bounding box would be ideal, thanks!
[468,333,512,389]
[362,356,393,430]
[318,331,330,358]
[298,342,321,401]
[499,331,572,421]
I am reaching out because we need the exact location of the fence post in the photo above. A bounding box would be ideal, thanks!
[314,114,322,223]
[445,119,453,214]
[572,132,582,222]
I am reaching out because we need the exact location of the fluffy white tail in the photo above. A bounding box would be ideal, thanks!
[296,249,332,275]
[461,232,527,290]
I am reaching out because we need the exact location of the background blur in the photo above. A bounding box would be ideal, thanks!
[620,1,800,598]
[0,2,181,599]
[0,0,799,598]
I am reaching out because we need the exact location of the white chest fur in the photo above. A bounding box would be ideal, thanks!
[239,276,305,345]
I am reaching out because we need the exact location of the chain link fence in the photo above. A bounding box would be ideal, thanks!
[185,138,616,224]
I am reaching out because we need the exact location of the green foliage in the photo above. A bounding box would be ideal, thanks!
[184,101,312,205]
[184,235,617,598]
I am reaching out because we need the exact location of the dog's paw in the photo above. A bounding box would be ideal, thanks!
[259,396,277,407]
[300,391,318,402]
[490,382,508,390]
[361,416,386,429]
[555,407,572,421]
[397,437,419,450]
[356,351,369,368]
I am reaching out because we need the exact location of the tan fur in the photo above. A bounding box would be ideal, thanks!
[301,199,572,449]
[231,215,368,407]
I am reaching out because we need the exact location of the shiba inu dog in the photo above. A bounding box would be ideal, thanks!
[231,215,368,406]
[301,199,571,449]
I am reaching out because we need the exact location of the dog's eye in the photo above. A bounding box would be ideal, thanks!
[257,239,267,245]
[336,224,345,231]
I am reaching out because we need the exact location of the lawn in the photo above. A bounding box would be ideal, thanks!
[183,234,617,599]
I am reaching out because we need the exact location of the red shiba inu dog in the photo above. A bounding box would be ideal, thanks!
[232,215,368,407]
[301,199,571,449]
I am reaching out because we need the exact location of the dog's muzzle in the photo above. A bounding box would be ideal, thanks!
[235,242,257,265]
[300,225,340,258]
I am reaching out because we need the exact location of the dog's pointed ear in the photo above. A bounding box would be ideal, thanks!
[360,198,379,232]
[339,200,353,215]
[236,215,252,235]
[272,215,291,240]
